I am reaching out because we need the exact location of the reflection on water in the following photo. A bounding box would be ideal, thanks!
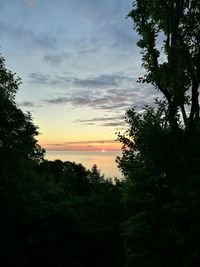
[45,150,123,178]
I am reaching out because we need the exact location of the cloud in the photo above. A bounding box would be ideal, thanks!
[67,0,136,52]
[25,0,34,6]
[21,77,157,114]
[29,72,51,84]
[28,72,134,89]
[43,97,70,104]
[94,18,138,52]
[68,0,131,28]
[73,74,131,88]
[102,122,125,127]
[28,72,70,86]
[78,46,100,55]
[25,68,158,114]
[75,115,125,127]
[44,54,63,65]
[17,100,44,109]
[43,96,95,105]
[41,84,157,112]
[0,22,57,50]
[19,101,35,107]
[43,52,70,65]
[43,95,121,106]
[43,139,121,151]
[64,140,117,145]
[76,116,123,123]
[19,85,158,117]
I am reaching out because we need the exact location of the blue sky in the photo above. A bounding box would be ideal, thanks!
[1,0,157,151]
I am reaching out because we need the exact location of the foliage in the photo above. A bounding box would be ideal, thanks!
[0,54,124,266]
[117,1,200,266]
[118,105,200,266]
[0,56,21,101]
[0,159,124,267]
[128,0,200,129]
[0,54,45,169]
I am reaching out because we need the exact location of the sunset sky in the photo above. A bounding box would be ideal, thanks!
[1,0,157,151]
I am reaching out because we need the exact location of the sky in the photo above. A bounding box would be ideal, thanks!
[1,0,157,151]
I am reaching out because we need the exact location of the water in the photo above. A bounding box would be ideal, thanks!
[45,150,123,179]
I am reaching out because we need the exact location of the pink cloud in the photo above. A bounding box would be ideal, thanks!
[41,140,121,151]
[26,0,34,6]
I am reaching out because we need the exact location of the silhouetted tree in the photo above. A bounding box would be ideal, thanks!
[117,1,200,266]
[88,164,104,184]
[128,0,200,129]
[0,55,44,171]
[0,54,45,266]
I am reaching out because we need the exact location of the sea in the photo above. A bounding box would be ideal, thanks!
[45,150,123,179]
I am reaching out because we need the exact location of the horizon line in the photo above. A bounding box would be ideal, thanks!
[44,148,122,151]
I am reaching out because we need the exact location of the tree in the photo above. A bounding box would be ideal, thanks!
[0,54,44,171]
[118,104,200,266]
[88,164,104,184]
[0,55,20,102]
[0,54,46,266]
[128,0,200,129]
[117,1,200,266]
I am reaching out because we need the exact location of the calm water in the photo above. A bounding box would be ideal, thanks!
[45,150,123,178]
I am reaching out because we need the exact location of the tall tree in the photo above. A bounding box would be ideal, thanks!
[0,54,44,170]
[0,54,45,266]
[128,0,200,129]
[117,1,200,266]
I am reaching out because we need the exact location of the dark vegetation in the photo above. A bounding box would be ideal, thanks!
[117,1,200,266]
[0,55,124,266]
[1,1,200,266]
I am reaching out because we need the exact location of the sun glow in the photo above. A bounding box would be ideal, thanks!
[101,149,105,153]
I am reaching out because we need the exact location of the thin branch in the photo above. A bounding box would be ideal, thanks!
[180,104,188,126]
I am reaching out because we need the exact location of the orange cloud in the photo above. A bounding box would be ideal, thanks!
[41,140,121,151]
[26,0,34,6]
